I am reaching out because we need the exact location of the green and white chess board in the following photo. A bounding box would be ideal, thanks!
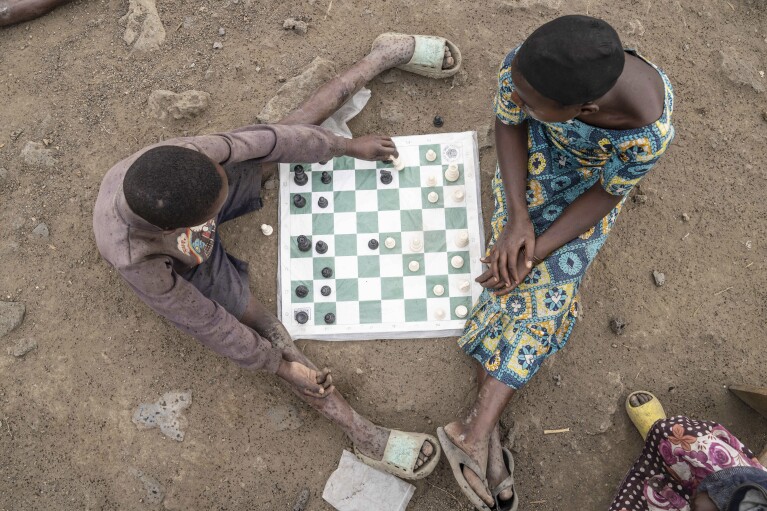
[278,131,485,341]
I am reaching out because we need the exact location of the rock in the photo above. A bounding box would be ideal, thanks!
[257,57,338,124]
[263,179,278,190]
[379,101,405,125]
[148,90,211,121]
[478,124,494,149]
[31,222,49,239]
[267,404,303,431]
[0,302,25,338]
[129,468,165,505]
[587,372,624,434]
[378,68,401,84]
[762,110,767,122]
[283,17,308,35]
[212,41,223,50]
[682,212,690,222]
[720,48,765,92]
[218,27,226,36]
[120,0,166,51]
[8,338,37,357]
[626,19,645,36]
[451,68,469,87]
[633,193,648,205]
[132,390,192,441]
[552,374,562,387]
[499,0,562,10]
[21,141,55,167]
[652,270,666,287]
[0,167,8,182]
[609,317,627,335]
[292,488,310,511]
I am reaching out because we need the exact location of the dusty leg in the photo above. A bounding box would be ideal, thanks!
[240,294,435,471]
[476,364,515,502]
[0,0,72,26]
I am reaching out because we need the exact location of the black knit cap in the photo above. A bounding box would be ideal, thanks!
[516,15,625,105]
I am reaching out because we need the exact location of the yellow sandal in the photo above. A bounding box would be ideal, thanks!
[625,391,666,439]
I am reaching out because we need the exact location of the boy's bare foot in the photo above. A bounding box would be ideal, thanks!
[487,427,514,502]
[443,421,494,506]
[355,425,435,472]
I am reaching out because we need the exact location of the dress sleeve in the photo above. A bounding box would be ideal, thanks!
[494,47,528,126]
[600,134,667,197]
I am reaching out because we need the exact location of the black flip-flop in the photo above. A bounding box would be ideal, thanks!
[492,447,519,511]
[437,427,493,511]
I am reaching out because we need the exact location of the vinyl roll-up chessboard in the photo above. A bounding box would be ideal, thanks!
[277,131,485,341]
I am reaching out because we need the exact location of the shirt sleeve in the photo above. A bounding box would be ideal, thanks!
[494,47,528,126]
[119,257,283,373]
[600,135,665,197]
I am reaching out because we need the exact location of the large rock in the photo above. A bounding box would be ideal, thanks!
[257,57,338,124]
[720,48,765,92]
[21,142,55,167]
[120,0,166,51]
[148,90,211,121]
[0,302,25,338]
[132,390,192,441]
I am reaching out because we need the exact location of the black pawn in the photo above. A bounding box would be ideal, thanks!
[294,165,308,186]
[433,115,444,128]
[318,197,328,208]
[293,194,306,208]
[368,238,379,250]
[295,311,309,324]
[315,240,328,254]
[297,235,311,252]
[324,312,335,324]
[321,267,333,278]
[321,286,331,296]
[380,170,393,185]
[295,285,309,298]
[321,171,332,184]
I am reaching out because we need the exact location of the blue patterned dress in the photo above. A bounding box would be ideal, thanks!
[459,48,675,389]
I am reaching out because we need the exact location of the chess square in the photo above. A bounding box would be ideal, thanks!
[421,186,445,209]
[291,213,313,235]
[313,280,336,303]
[450,296,473,320]
[310,236,335,257]
[290,258,313,280]
[422,208,447,231]
[313,257,335,279]
[377,189,400,211]
[335,278,359,301]
[290,192,312,214]
[356,168,377,190]
[332,169,356,191]
[311,169,334,191]
[359,301,382,324]
[355,190,379,212]
[334,212,358,234]
[358,256,380,278]
[313,302,337,326]
[445,207,469,230]
[424,252,449,276]
[334,256,358,278]
[335,301,359,323]
[311,192,334,214]
[378,232,402,255]
[397,166,422,188]
[290,280,313,303]
[354,158,377,170]
[380,277,404,300]
[401,254,425,276]
[424,231,447,253]
[290,234,312,259]
[334,235,357,257]
[381,299,406,323]
[356,212,378,233]
[419,144,442,166]
[380,254,404,277]
[357,234,380,255]
[376,169,400,189]
[334,156,356,170]
[333,191,356,213]
[426,297,451,321]
[447,251,471,274]
[398,188,422,209]
[312,213,334,235]
[404,298,427,322]
[400,209,423,232]
[377,210,402,233]
[402,275,427,299]
[426,275,450,298]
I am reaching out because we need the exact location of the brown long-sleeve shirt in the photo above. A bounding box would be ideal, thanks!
[93,124,347,372]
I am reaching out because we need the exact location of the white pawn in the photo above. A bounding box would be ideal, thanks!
[459,280,471,293]
[408,260,420,272]
[455,231,469,248]
[451,255,465,269]
[444,164,459,182]
[455,305,468,318]
[433,284,445,297]
[384,237,396,249]
[260,224,273,236]
[434,308,446,320]
[425,149,437,162]
[409,236,423,252]
[453,188,465,202]
[427,191,439,203]
[390,155,405,171]
[426,175,437,187]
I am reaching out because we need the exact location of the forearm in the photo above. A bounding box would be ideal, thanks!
[535,183,623,259]
[495,117,530,217]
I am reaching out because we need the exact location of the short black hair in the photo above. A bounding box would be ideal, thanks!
[517,15,625,105]
[123,145,224,230]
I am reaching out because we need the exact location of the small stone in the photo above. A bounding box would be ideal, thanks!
[451,255,465,269]
[212,41,223,50]
[295,311,309,324]
[9,338,36,358]
[132,390,192,441]
[297,235,311,252]
[652,270,666,287]
[553,374,562,387]
[682,213,690,222]
[425,149,437,162]
[320,286,331,297]
[321,171,331,184]
[257,58,338,124]
[633,193,648,204]
[318,197,328,208]
[295,285,309,298]
[611,343,618,348]
[260,224,273,236]
[283,17,308,34]
[293,194,306,208]
[21,141,55,167]
[324,313,335,324]
[315,240,328,254]
[0,302,25,339]
[477,124,494,149]
[384,237,396,249]
[148,90,211,121]
[129,468,165,506]
[380,170,392,185]
[610,317,628,336]
[408,260,420,272]
[368,238,379,250]
[454,305,468,318]
[31,222,49,239]
[292,488,310,511]
[263,179,278,190]
[427,191,439,203]
[321,267,333,278]
[120,0,166,51]
[218,27,226,36]
[433,115,444,128]
[432,284,445,296]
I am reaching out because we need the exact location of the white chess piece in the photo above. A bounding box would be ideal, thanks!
[444,164,459,182]
[455,230,469,248]
[408,260,420,272]
[260,224,273,236]
[433,284,445,297]
[459,280,471,293]
[455,305,468,318]
[389,155,405,171]
[384,237,396,249]
[434,308,446,320]
[427,191,439,203]
[451,255,465,269]
[453,188,465,202]
[409,236,423,252]
[426,175,437,187]
[425,149,437,162]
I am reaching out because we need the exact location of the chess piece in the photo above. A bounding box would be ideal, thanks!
[433,284,445,296]
[433,115,444,128]
[324,312,335,324]
[380,170,393,185]
[318,197,328,208]
[389,155,405,171]
[427,191,439,203]
[260,224,273,236]
[455,305,469,318]
[315,240,328,254]
[408,260,420,272]
[426,174,437,187]
[321,286,331,296]
[295,310,309,324]
[321,171,332,184]
[368,238,379,250]
[434,308,446,320]
[444,164,459,182]
[293,194,306,208]
[295,285,309,298]
[455,231,469,248]
[425,149,437,162]
[384,237,396,249]
[297,235,311,252]
[409,236,423,252]
[459,280,471,293]
[453,188,465,202]
[321,267,333,278]
[451,255,465,269]
[293,165,308,186]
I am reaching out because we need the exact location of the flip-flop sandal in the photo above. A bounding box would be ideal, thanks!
[625,391,667,439]
[437,427,493,511]
[372,33,462,79]
[354,430,441,481]
[492,447,519,511]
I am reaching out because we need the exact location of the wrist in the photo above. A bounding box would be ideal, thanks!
[343,137,355,158]
[533,235,554,262]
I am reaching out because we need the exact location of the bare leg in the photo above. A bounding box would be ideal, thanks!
[0,0,72,26]
[476,364,515,502]
[240,293,435,471]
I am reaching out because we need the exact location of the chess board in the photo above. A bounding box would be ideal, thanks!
[277,131,485,341]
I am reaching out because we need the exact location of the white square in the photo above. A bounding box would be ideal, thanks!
[313,280,336,303]
[377,210,402,233]
[332,170,356,191]
[398,188,422,209]
[448,273,473,296]
[427,297,452,322]
[358,278,382,301]
[336,301,359,325]
[376,168,400,189]
[311,192,334,213]
[446,229,471,251]
[288,169,312,193]
[291,214,312,235]
[397,145,420,167]
[402,275,427,299]
[354,158,377,170]
[334,212,357,234]
[422,208,446,231]
[334,256,358,279]
[290,259,313,281]
[355,190,378,212]
[424,252,449,275]
[420,166,444,187]
[381,300,406,324]
[380,255,404,277]
[443,185,466,208]
[357,234,379,254]
[401,232,423,254]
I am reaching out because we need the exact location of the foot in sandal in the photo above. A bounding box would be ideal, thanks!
[354,426,440,480]
[626,391,667,439]
[439,422,494,508]
[370,33,462,78]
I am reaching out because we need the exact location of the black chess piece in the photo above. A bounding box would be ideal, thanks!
[293,165,308,186]
[293,194,306,208]
[321,171,332,184]
[315,240,328,254]
[320,286,331,296]
[318,197,328,208]
[297,235,311,252]
[380,170,392,185]
[295,311,309,324]
[295,285,309,298]
[324,312,335,324]
[433,115,444,128]
[368,238,379,250]
[321,267,333,278]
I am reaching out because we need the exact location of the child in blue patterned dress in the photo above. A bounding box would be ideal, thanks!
[437,15,675,510]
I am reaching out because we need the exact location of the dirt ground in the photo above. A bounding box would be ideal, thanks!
[1,0,766,509]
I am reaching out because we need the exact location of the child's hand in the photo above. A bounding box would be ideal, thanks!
[276,360,335,398]
[477,217,536,289]
[345,135,398,161]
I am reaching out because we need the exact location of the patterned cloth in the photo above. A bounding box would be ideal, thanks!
[458,47,675,388]
[610,416,767,511]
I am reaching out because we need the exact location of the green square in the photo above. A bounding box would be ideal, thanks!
[425,231,447,253]
[355,169,377,190]
[313,257,335,279]
[290,281,313,303]
[450,296,473,320]
[290,236,312,258]
[334,235,357,256]
[336,279,359,301]
[311,170,333,191]
[290,193,311,214]
[334,191,356,213]
[314,303,337,325]
[358,256,380,278]
[312,214,334,235]
[421,187,444,209]
[443,164,466,185]
[402,254,425,276]
[400,210,423,232]
[404,299,427,322]
[448,251,471,274]
[379,232,402,254]
[398,167,421,188]
[419,144,442,166]
[377,189,400,211]
[356,212,378,233]
[426,275,449,297]
[333,156,356,170]
[445,208,468,229]
[360,301,382,324]
[381,277,404,300]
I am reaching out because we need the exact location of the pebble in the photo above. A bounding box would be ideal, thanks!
[652,270,666,287]
[121,0,166,50]
[148,90,211,120]
[611,343,618,348]
[292,488,310,511]
[8,338,36,357]
[553,374,562,387]
[129,468,165,505]
[682,213,690,222]
[31,222,49,238]
[132,390,192,441]
[212,41,223,49]
[633,194,648,205]
[21,141,55,167]
[263,179,278,190]
[610,317,627,336]
[283,17,308,35]
[218,27,226,36]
